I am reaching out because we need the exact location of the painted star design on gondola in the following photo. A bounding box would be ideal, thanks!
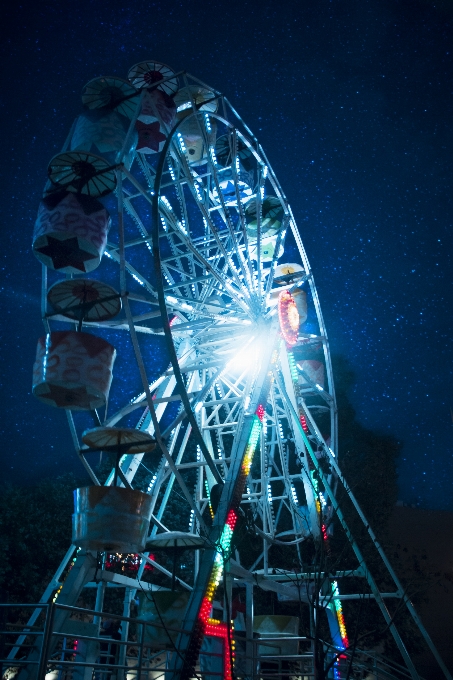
[135,120,166,152]
[39,384,95,409]
[34,235,97,271]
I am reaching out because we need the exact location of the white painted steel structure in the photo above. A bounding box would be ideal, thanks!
[17,66,451,680]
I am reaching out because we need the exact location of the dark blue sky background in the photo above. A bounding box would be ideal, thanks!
[1,0,452,509]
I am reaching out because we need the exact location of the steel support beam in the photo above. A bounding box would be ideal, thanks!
[168,325,278,680]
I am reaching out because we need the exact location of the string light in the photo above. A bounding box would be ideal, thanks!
[147,474,157,493]
[287,351,299,383]
[195,408,264,679]
[209,146,218,165]
[267,483,273,505]
[310,470,319,494]
[278,291,299,346]
[205,480,214,519]
[285,296,349,663]
[160,196,173,211]
[176,101,192,113]
[178,219,188,236]
[300,414,309,433]
[53,550,79,602]
[331,581,349,649]
[177,132,187,153]
[242,415,261,476]
[194,182,203,202]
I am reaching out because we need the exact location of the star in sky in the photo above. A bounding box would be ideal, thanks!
[135,120,166,152]
[2,0,453,513]
[34,235,98,272]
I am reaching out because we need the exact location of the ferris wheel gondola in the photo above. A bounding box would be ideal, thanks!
[81,76,139,118]
[47,151,117,196]
[127,60,179,94]
[47,279,122,328]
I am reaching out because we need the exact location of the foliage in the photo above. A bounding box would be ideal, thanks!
[0,473,86,604]
[332,354,400,537]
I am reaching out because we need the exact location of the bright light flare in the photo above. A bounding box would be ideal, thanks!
[226,334,268,375]
[278,291,299,346]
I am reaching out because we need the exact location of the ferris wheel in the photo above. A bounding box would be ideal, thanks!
[24,61,451,680]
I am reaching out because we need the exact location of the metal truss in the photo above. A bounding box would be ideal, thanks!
[15,68,451,680]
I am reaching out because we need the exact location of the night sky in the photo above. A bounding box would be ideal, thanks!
[1,0,452,510]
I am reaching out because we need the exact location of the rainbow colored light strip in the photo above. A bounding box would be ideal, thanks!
[52,549,79,603]
[198,406,264,680]
[331,581,349,649]
[286,349,349,654]
[205,480,215,520]
[242,415,262,476]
